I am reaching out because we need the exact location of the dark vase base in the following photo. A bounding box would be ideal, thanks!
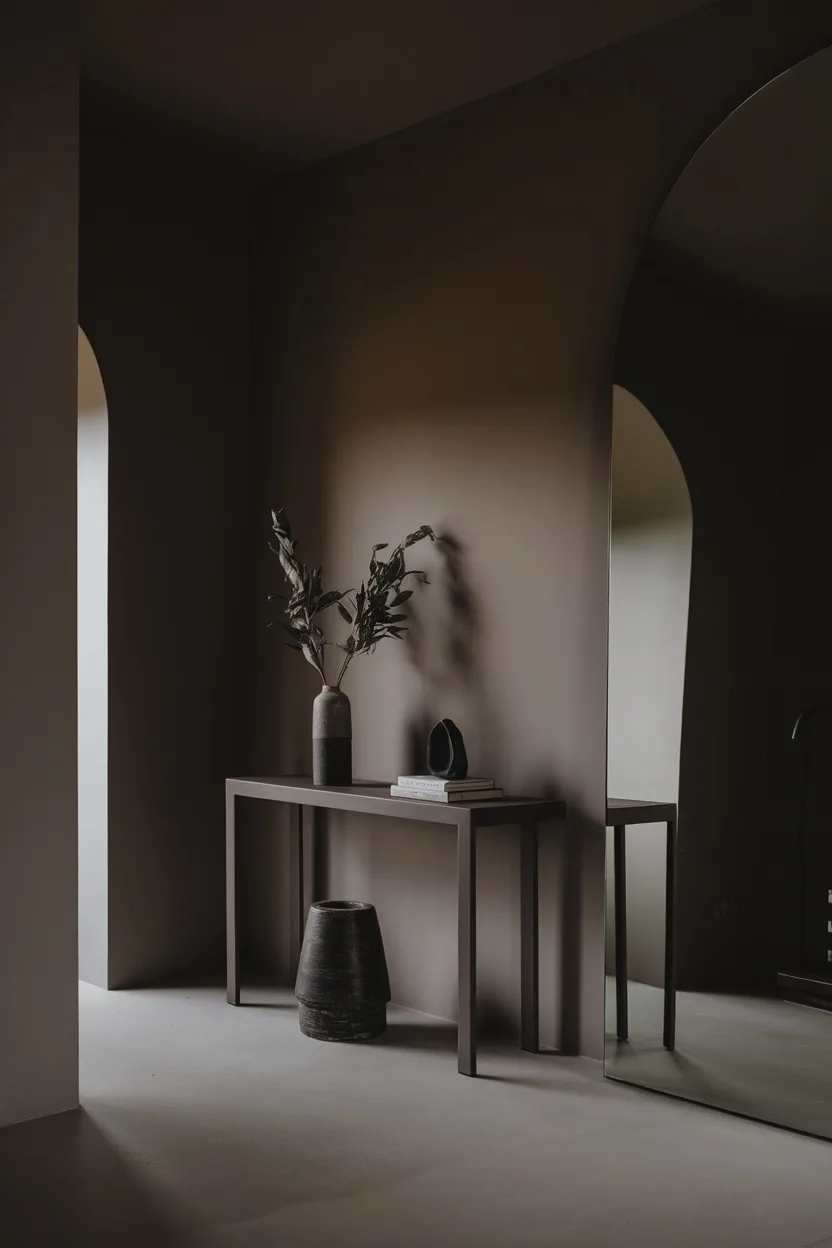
[297,1000,386,1042]
[312,737,352,786]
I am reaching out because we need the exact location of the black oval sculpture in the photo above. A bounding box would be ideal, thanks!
[295,901,391,1041]
[427,718,469,780]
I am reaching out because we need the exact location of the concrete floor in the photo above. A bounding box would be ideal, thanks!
[605,978,832,1139]
[2,984,832,1247]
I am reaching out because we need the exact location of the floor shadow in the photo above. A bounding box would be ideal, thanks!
[373,1021,458,1052]
[374,1023,600,1091]
[0,1108,205,1247]
[239,1000,295,1010]
[474,1070,590,1091]
[108,970,226,992]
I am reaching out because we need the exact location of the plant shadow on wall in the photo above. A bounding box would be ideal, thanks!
[401,529,492,773]
[401,530,585,1048]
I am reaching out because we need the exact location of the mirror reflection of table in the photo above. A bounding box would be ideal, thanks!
[606,799,678,1050]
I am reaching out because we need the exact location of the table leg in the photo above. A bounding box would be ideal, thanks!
[226,786,240,1006]
[521,822,539,1052]
[289,804,304,968]
[302,807,319,921]
[613,825,628,1041]
[458,813,477,1076]
[663,818,677,1051]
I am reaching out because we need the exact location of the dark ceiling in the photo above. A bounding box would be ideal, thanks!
[651,43,832,317]
[82,0,712,171]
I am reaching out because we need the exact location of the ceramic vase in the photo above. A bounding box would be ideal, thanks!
[312,685,352,786]
[295,900,390,1041]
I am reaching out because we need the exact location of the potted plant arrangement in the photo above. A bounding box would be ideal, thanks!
[269,509,435,785]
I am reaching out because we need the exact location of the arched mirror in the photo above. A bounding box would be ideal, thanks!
[605,44,832,1141]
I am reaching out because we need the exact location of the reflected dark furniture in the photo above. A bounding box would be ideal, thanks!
[607,799,678,1051]
[226,777,565,1076]
[777,704,832,1009]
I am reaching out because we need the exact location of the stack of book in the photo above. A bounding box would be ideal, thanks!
[390,776,503,803]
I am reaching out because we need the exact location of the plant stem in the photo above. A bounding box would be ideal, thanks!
[335,650,353,687]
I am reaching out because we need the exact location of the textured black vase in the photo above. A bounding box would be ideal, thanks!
[312,686,352,786]
[427,718,469,780]
[295,901,391,1041]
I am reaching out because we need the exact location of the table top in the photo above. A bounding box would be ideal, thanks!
[607,797,677,825]
[227,777,566,827]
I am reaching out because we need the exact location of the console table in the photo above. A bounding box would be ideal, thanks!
[226,777,566,1076]
[607,799,678,1050]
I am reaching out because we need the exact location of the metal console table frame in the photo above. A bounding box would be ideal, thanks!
[226,777,565,1076]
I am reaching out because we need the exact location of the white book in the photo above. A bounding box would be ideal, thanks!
[390,785,503,803]
[396,775,495,792]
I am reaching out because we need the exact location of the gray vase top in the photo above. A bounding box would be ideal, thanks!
[312,685,352,740]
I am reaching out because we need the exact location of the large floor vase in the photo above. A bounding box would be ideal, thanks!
[295,901,391,1041]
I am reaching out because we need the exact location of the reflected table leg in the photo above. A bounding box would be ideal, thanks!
[614,825,628,1041]
[226,786,240,1006]
[663,818,677,1050]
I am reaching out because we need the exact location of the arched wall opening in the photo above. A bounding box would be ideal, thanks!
[77,326,109,988]
[605,386,692,988]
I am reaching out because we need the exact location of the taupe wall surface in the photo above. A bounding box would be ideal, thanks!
[78,328,110,988]
[79,130,251,987]
[247,1,832,1055]
[0,1,79,1126]
[606,387,692,987]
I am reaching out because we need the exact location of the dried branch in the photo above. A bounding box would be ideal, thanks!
[268,509,434,688]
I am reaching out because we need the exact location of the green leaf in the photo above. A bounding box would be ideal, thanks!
[386,550,404,582]
[372,542,389,551]
[301,643,321,672]
[387,613,407,623]
[390,589,412,607]
[276,547,303,592]
[337,602,353,623]
[315,589,347,614]
[271,516,291,540]
[271,507,292,540]
[276,621,308,639]
[404,524,435,547]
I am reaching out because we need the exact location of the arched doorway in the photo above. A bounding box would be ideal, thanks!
[78,326,109,988]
